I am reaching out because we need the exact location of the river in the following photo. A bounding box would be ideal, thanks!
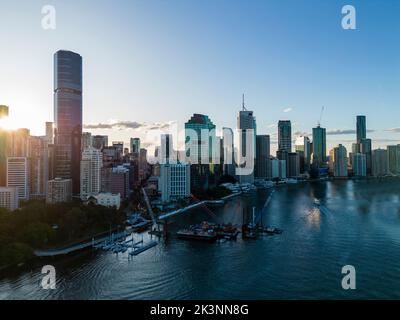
[1,179,400,299]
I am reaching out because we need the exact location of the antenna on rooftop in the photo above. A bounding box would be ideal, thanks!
[242,93,247,111]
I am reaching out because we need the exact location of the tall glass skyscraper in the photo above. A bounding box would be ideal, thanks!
[54,50,83,195]
[356,115,366,143]
[278,120,292,153]
[312,125,326,167]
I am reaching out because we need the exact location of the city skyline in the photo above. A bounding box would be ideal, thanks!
[0,0,400,155]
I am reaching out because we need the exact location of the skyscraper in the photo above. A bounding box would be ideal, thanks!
[372,149,389,177]
[387,145,400,175]
[160,134,173,164]
[255,135,270,179]
[312,125,326,167]
[278,120,292,153]
[352,153,367,177]
[185,113,216,190]
[130,138,140,154]
[237,102,256,183]
[80,147,103,200]
[356,115,366,143]
[54,50,83,195]
[329,144,348,177]
[28,136,49,199]
[295,136,311,173]
[360,138,372,175]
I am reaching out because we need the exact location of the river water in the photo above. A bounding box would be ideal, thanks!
[1,179,400,300]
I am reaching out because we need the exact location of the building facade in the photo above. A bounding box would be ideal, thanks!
[46,178,72,204]
[54,50,83,195]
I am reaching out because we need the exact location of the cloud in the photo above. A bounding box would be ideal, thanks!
[385,128,400,133]
[84,120,171,131]
[283,107,293,113]
[327,129,374,135]
[294,131,310,137]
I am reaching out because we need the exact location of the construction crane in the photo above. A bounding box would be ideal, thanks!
[317,106,325,127]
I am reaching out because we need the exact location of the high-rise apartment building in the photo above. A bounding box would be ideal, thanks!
[80,147,103,200]
[372,149,389,177]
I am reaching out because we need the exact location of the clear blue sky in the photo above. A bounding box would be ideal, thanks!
[0,0,399,153]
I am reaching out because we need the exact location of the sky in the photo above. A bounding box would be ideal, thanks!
[0,0,399,154]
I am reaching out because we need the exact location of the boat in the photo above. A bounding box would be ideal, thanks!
[177,229,217,242]
[215,223,240,240]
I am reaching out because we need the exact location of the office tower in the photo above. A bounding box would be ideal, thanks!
[278,120,292,153]
[101,166,130,199]
[92,135,108,150]
[0,187,19,211]
[130,138,140,154]
[159,163,191,202]
[271,159,286,180]
[360,138,372,175]
[54,50,83,195]
[329,144,348,177]
[81,132,92,150]
[237,103,256,184]
[352,153,367,177]
[288,152,300,178]
[312,125,326,167]
[160,134,173,164]
[222,127,235,176]
[371,149,389,177]
[356,115,366,143]
[0,105,9,119]
[185,113,216,164]
[28,136,49,199]
[6,157,29,201]
[45,122,54,144]
[185,113,216,189]
[46,178,72,204]
[295,136,311,173]
[387,145,400,175]
[80,147,103,200]
[255,135,270,179]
